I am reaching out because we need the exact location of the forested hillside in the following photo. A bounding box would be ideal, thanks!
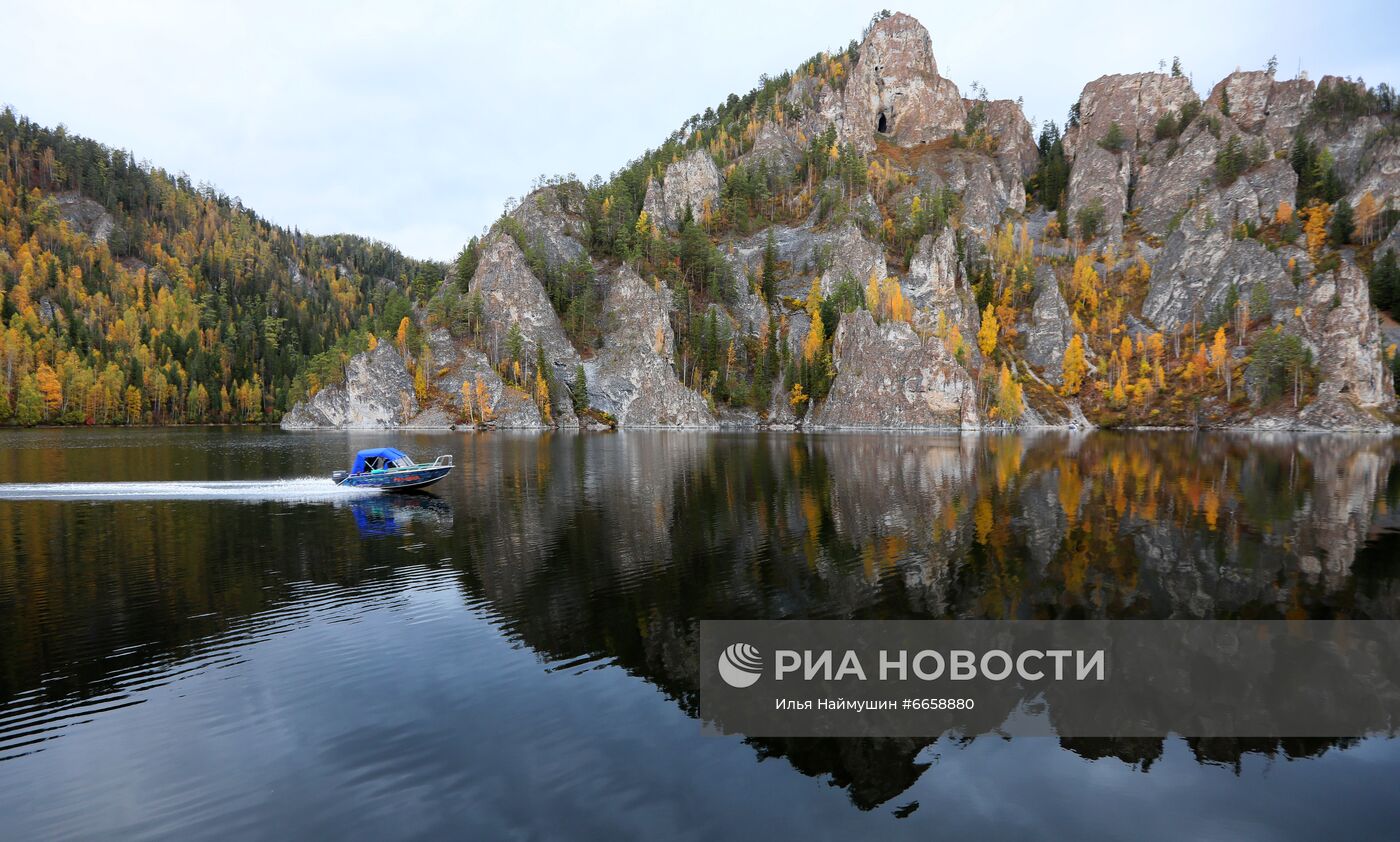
[366,10,1395,434]
[0,108,440,425]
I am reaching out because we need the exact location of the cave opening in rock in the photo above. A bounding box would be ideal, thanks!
[877,112,888,133]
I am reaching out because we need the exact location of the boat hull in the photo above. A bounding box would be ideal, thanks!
[337,464,453,492]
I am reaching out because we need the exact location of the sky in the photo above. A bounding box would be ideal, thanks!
[4,0,1398,261]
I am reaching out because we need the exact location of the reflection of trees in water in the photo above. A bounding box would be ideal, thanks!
[458,432,1400,809]
[0,432,1397,808]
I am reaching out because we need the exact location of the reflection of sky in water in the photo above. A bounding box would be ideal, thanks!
[3,565,1396,839]
[1,428,1399,837]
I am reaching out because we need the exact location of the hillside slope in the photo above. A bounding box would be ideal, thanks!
[0,109,440,424]
[301,13,1392,432]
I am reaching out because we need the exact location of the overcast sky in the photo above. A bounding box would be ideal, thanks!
[5,1,1397,260]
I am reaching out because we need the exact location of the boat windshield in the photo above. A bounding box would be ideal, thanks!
[366,456,415,471]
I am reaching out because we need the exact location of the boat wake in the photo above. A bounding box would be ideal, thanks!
[0,477,379,502]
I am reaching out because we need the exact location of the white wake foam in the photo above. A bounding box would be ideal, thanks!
[0,477,379,502]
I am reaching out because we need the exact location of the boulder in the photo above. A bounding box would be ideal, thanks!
[841,12,965,150]
[281,343,417,429]
[587,265,716,427]
[643,149,721,229]
[810,309,978,429]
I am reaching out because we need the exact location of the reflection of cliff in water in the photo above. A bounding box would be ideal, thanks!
[454,432,1400,809]
[1,432,1398,809]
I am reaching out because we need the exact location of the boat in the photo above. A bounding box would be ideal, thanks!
[331,447,453,492]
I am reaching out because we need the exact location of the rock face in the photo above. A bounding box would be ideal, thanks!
[1207,71,1276,134]
[1347,132,1400,209]
[279,11,1396,434]
[55,192,115,243]
[1295,260,1396,427]
[977,98,1039,180]
[812,310,978,429]
[840,12,965,151]
[470,234,581,421]
[1063,73,1198,241]
[424,328,544,428]
[1144,216,1299,330]
[643,150,721,228]
[743,120,802,172]
[1023,273,1075,383]
[281,343,417,429]
[509,182,589,267]
[904,228,980,356]
[1064,144,1132,240]
[1134,112,1297,236]
[1065,73,1198,161]
[819,221,887,294]
[588,266,716,427]
[725,220,886,300]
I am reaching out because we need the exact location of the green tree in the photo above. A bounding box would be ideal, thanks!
[1076,199,1106,241]
[16,376,44,426]
[1098,121,1126,153]
[574,364,589,410]
[1328,198,1354,247]
[506,322,525,373]
[1370,249,1400,311]
[1247,330,1312,405]
[1030,122,1070,211]
[454,237,481,290]
[1215,135,1246,186]
[761,227,780,301]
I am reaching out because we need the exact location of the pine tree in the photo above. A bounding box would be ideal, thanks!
[574,364,589,410]
[761,228,779,300]
[1370,250,1400,311]
[1328,198,1354,247]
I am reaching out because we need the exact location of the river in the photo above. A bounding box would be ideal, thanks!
[1,428,1398,839]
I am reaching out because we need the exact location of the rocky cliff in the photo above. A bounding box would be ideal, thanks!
[285,10,1398,433]
[587,265,717,427]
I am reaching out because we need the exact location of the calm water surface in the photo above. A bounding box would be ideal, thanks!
[1,428,1399,840]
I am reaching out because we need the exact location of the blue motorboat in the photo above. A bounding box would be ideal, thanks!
[332,447,453,492]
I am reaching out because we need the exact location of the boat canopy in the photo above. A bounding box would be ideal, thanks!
[351,447,412,474]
